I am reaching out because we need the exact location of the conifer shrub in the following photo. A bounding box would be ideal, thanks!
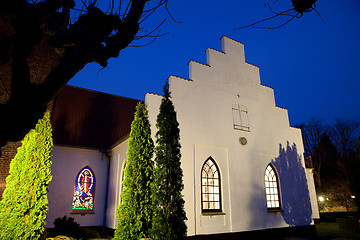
[114,102,154,240]
[0,111,53,239]
[151,83,187,240]
[47,236,76,240]
[52,216,83,239]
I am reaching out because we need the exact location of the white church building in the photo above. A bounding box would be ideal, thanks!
[47,36,319,238]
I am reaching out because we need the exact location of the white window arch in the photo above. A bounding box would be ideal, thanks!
[265,163,281,210]
[201,157,222,212]
[119,161,126,203]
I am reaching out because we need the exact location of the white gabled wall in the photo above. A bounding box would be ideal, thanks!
[106,139,129,229]
[46,146,109,228]
[146,36,318,236]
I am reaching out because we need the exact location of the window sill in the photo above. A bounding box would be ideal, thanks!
[202,212,226,216]
[71,210,95,216]
[267,208,284,213]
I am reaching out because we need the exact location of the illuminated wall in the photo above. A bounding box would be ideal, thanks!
[146,36,319,236]
[45,36,319,235]
[46,146,109,228]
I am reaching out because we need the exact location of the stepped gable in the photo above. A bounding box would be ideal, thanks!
[187,36,261,89]
[51,85,140,149]
[170,36,287,117]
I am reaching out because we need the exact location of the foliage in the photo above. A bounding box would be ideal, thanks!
[317,188,356,213]
[49,216,101,239]
[114,102,154,240]
[235,0,320,30]
[349,137,360,216]
[298,118,330,189]
[316,222,360,239]
[0,0,169,149]
[51,216,83,239]
[329,119,360,182]
[336,217,360,232]
[299,118,359,212]
[0,111,53,239]
[46,236,76,240]
[151,82,187,240]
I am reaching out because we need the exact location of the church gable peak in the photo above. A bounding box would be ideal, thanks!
[188,36,261,91]
[220,36,245,61]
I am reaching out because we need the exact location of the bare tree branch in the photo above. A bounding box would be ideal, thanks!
[235,0,320,30]
[254,12,299,29]
[0,0,163,149]
[234,8,294,30]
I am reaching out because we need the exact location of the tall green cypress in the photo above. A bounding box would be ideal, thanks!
[151,82,187,240]
[114,102,154,240]
[0,111,53,239]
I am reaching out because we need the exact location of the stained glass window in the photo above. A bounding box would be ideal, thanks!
[201,157,221,212]
[72,166,95,211]
[265,164,281,210]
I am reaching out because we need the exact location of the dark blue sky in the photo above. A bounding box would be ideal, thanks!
[69,0,360,126]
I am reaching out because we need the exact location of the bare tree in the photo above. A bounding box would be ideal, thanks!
[300,118,359,211]
[235,0,322,30]
[329,119,359,182]
[298,118,329,189]
[349,138,360,215]
[322,119,359,212]
[0,0,169,150]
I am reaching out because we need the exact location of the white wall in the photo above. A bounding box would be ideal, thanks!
[306,168,320,220]
[106,139,129,229]
[146,36,318,236]
[46,146,109,228]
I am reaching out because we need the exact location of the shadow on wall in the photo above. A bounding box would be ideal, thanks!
[272,142,312,227]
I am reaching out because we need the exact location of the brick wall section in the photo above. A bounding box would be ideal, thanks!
[0,15,17,200]
[0,142,21,198]
[0,102,53,200]
[0,13,60,200]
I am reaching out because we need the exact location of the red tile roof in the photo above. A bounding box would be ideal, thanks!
[51,85,140,149]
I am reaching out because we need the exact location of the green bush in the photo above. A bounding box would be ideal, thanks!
[52,216,83,239]
[81,227,101,238]
[151,83,187,240]
[0,111,53,239]
[47,236,76,240]
[50,216,102,239]
[114,102,154,240]
[337,217,360,232]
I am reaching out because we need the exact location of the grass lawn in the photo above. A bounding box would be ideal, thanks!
[316,222,360,239]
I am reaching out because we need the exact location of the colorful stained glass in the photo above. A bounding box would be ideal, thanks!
[72,166,95,211]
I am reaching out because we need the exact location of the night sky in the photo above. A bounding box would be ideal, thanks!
[69,0,360,127]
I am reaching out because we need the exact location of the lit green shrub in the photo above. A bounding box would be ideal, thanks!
[151,83,187,240]
[0,111,53,239]
[114,102,154,240]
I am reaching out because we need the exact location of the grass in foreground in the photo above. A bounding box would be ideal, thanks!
[316,222,360,239]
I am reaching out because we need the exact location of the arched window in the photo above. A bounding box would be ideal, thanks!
[265,164,281,210]
[201,157,221,212]
[120,161,126,203]
[72,166,96,211]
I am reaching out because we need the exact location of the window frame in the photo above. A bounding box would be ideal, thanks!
[201,157,222,213]
[264,163,282,212]
[72,166,96,213]
[119,161,126,203]
[232,104,250,132]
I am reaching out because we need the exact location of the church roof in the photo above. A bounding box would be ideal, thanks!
[51,85,140,150]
